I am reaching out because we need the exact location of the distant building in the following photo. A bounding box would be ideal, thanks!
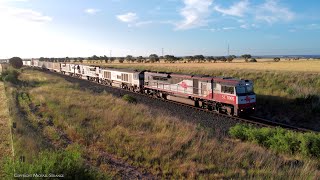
[0,59,8,63]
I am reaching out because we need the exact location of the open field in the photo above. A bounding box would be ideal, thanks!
[2,69,320,179]
[0,82,12,177]
[85,59,320,73]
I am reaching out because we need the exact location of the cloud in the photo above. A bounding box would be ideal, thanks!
[134,21,153,27]
[240,23,258,29]
[206,26,236,32]
[84,8,100,15]
[176,0,213,30]
[0,4,52,23]
[255,0,294,23]
[116,12,138,23]
[214,0,249,17]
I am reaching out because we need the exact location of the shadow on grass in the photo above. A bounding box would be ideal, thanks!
[255,94,320,131]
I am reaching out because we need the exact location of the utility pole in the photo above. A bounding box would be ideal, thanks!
[227,44,230,56]
[109,50,112,58]
[162,48,164,57]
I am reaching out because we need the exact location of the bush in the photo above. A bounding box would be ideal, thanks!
[299,133,320,158]
[249,58,257,62]
[122,94,137,103]
[229,124,320,158]
[0,69,20,84]
[3,149,105,179]
[274,57,281,62]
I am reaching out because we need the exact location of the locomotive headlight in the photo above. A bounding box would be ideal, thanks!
[252,107,255,110]
[241,109,243,112]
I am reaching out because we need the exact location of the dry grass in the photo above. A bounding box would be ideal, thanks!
[86,59,320,73]
[0,82,12,177]
[13,69,320,179]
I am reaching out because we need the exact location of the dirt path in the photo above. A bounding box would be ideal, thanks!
[0,82,13,177]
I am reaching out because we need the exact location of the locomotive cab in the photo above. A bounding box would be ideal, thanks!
[235,80,256,115]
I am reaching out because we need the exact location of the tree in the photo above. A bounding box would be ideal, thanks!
[102,55,108,63]
[216,56,227,62]
[206,56,216,63]
[241,54,252,62]
[194,55,205,63]
[109,57,115,63]
[184,56,194,63]
[92,55,99,60]
[164,55,176,63]
[118,57,125,63]
[274,57,280,62]
[9,57,23,69]
[227,55,236,63]
[149,54,159,63]
[136,56,144,63]
[125,55,133,63]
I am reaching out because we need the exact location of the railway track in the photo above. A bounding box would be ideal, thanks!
[145,94,315,133]
[39,69,315,134]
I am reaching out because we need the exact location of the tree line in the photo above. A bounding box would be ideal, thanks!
[38,54,241,63]
[36,54,285,63]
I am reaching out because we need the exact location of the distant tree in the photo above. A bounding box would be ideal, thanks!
[249,58,257,62]
[109,57,115,63]
[194,55,205,63]
[39,57,45,62]
[206,56,216,63]
[91,55,99,60]
[125,55,133,63]
[164,55,176,63]
[9,57,23,69]
[102,55,108,63]
[227,55,236,63]
[118,57,125,63]
[216,56,227,62]
[274,57,280,62]
[149,54,159,63]
[184,56,195,63]
[136,56,144,63]
[241,54,252,62]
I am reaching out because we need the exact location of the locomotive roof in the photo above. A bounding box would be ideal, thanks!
[102,67,144,73]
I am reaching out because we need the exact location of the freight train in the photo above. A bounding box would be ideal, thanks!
[22,60,256,116]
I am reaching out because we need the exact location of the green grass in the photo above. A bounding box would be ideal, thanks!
[8,69,320,179]
[229,124,320,157]
[3,148,108,179]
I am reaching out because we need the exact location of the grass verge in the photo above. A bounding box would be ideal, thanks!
[230,124,320,157]
[0,82,13,177]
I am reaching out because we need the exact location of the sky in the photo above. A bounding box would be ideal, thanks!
[0,0,320,58]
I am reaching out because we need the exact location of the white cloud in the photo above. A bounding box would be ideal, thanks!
[117,12,138,23]
[206,26,236,32]
[240,23,258,29]
[84,8,100,15]
[223,27,235,30]
[0,5,52,23]
[176,0,213,30]
[255,0,294,23]
[214,0,249,17]
[134,21,153,27]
